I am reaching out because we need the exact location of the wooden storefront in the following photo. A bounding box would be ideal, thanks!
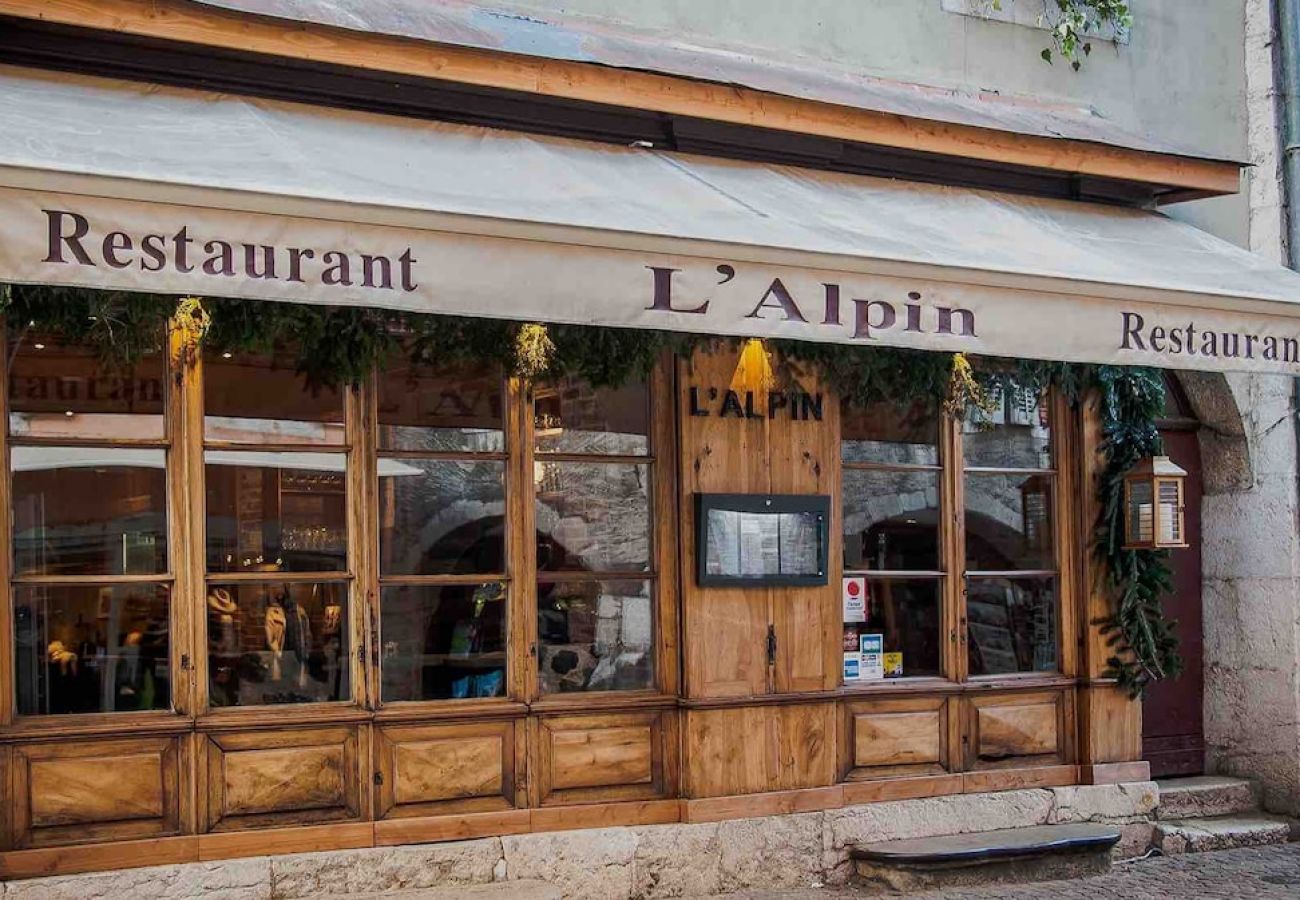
[0,328,1144,880]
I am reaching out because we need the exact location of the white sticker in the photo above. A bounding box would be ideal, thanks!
[842,576,866,623]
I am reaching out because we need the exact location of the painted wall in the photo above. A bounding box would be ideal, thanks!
[497,0,1250,244]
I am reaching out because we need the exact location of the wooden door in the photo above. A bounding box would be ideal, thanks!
[1142,426,1204,777]
[678,350,775,699]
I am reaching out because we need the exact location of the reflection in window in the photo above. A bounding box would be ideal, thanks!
[534,378,649,455]
[8,334,165,441]
[536,462,651,572]
[380,583,507,701]
[538,579,653,693]
[963,387,1052,469]
[12,448,168,576]
[967,577,1058,676]
[204,350,344,445]
[964,473,1054,571]
[841,399,939,466]
[205,455,349,572]
[207,581,348,707]
[378,459,505,575]
[842,579,941,679]
[15,584,171,715]
[377,361,504,452]
[842,469,940,571]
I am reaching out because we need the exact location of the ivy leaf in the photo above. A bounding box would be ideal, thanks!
[1041,48,1053,64]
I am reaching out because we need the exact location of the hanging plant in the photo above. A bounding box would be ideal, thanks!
[0,285,1179,693]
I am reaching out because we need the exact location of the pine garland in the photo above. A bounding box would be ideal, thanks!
[0,286,1180,692]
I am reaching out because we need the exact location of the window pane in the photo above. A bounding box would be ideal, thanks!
[842,469,940,571]
[379,458,506,575]
[206,453,348,573]
[963,387,1052,469]
[8,334,165,441]
[538,579,653,693]
[535,377,649,455]
[965,473,1054,571]
[967,577,1058,676]
[207,581,348,707]
[13,447,167,576]
[378,361,504,452]
[842,578,941,680]
[204,351,344,445]
[536,462,651,573]
[841,399,939,466]
[380,582,507,702]
[15,583,171,715]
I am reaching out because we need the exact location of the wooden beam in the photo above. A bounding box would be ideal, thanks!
[0,0,1242,196]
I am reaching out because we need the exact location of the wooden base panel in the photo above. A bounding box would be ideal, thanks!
[530,800,680,833]
[0,836,199,880]
[841,774,964,805]
[0,764,1143,881]
[197,822,374,862]
[1081,761,1152,785]
[681,786,844,824]
[961,765,1080,794]
[375,810,531,847]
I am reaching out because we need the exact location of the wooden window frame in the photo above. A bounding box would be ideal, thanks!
[0,322,189,730]
[837,386,1079,694]
[193,351,364,724]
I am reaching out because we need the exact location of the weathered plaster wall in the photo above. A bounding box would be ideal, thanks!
[498,0,1249,244]
[1198,0,1300,816]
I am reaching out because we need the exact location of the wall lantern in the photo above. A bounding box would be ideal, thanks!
[1123,456,1189,550]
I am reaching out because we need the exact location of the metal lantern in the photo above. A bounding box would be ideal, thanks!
[1123,455,1189,550]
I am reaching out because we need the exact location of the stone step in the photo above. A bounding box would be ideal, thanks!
[1154,814,1295,855]
[850,823,1120,893]
[1157,775,1260,820]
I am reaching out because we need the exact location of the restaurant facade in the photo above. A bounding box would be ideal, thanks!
[1,0,1299,895]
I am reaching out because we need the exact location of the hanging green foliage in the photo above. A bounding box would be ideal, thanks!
[0,286,1178,693]
[1090,366,1181,695]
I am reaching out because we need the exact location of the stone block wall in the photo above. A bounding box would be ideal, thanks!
[1199,0,1300,817]
[0,783,1158,899]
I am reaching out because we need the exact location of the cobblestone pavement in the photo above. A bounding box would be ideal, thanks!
[722,843,1300,898]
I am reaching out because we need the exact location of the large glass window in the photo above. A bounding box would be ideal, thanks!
[840,399,943,680]
[377,361,509,703]
[204,350,350,707]
[534,378,655,694]
[9,333,173,715]
[963,385,1059,676]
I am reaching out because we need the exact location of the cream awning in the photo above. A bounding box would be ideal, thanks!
[0,64,1298,374]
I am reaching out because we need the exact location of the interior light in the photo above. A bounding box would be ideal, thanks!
[33,343,45,350]
[221,352,233,359]
[64,410,74,417]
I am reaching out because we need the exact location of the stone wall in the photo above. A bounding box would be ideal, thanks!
[0,783,1157,899]
[1199,0,1300,817]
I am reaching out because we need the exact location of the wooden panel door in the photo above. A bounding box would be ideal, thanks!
[768,358,839,694]
[1142,427,1204,777]
[8,736,183,849]
[679,351,772,699]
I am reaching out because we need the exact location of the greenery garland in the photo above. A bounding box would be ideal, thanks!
[0,286,1178,693]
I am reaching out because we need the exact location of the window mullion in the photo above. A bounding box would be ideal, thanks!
[0,319,13,728]
[941,411,966,683]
